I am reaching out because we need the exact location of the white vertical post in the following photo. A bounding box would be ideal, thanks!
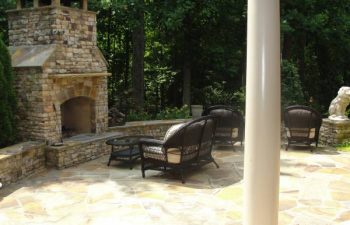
[243,0,281,224]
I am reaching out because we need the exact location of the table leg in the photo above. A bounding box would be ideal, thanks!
[107,146,113,166]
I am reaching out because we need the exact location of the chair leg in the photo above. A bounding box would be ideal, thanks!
[141,161,145,178]
[129,155,133,170]
[180,169,185,184]
[107,156,112,166]
[231,141,235,151]
[212,158,219,168]
[285,142,289,151]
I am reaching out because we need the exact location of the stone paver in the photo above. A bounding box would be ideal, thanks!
[1,145,350,225]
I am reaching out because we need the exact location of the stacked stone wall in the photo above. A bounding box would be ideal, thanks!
[14,68,108,143]
[7,7,53,46]
[320,119,350,146]
[50,76,108,140]
[9,5,109,143]
[0,142,46,186]
[45,134,113,169]
[108,119,189,138]
[14,68,49,141]
[7,6,107,74]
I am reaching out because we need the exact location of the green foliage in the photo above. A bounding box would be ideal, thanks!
[89,0,247,114]
[155,105,190,120]
[0,38,16,147]
[281,0,350,114]
[0,0,15,44]
[197,83,245,113]
[336,140,350,152]
[126,110,153,122]
[281,60,305,109]
[126,105,190,122]
[0,0,349,119]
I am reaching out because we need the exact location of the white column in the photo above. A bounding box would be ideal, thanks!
[243,0,281,224]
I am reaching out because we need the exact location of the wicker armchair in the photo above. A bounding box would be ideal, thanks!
[202,105,244,147]
[139,115,218,183]
[284,105,322,151]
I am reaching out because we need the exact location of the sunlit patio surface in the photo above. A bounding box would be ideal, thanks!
[1,145,350,225]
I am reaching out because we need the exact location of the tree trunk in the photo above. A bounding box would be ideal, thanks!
[182,14,193,106]
[124,30,130,90]
[123,30,131,113]
[106,7,112,60]
[183,60,191,106]
[131,4,145,110]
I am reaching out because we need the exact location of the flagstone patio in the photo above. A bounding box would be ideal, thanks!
[1,145,350,225]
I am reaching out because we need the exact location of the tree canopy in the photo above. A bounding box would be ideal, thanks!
[0,0,349,119]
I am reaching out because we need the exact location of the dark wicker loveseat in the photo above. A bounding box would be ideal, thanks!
[202,105,244,147]
[138,115,218,183]
[284,105,322,151]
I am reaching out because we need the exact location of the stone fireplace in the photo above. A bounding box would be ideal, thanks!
[8,0,109,144]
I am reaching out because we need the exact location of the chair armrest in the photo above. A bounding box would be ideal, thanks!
[139,138,164,146]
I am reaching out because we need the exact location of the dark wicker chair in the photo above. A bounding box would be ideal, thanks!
[284,105,322,151]
[202,105,244,147]
[139,115,218,183]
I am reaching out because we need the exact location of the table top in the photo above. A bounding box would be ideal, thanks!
[106,135,153,146]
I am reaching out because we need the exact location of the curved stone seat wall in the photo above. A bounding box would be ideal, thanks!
[0,119,187,187]
[0,142,46,186]
[319,119,350,146]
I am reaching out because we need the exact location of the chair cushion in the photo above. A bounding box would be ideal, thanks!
[144,147,182,164]
[232,128,239,138]
[143,146,166,161]
[164,123,184,141]
[167,148,181,164]
[286,128,316,139]
[214,128,239,138]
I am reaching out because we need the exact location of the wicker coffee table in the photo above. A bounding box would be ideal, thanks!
[106,135,152,169]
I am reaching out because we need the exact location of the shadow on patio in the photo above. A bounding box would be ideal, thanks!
[1,145,350,225]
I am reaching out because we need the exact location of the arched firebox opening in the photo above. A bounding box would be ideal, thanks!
[61,96,96,138]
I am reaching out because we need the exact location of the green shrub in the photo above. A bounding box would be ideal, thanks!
[155,105,190,120]
[126,105,190,122]
[281,60,305,109]
[198,83,246,114]
[0,38,16,147]
[126,110,153,122]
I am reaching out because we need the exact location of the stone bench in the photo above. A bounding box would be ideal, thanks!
[0,141,46,186]
[0,119,188,187]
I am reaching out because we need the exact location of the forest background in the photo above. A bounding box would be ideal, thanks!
[0,0,349,120]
